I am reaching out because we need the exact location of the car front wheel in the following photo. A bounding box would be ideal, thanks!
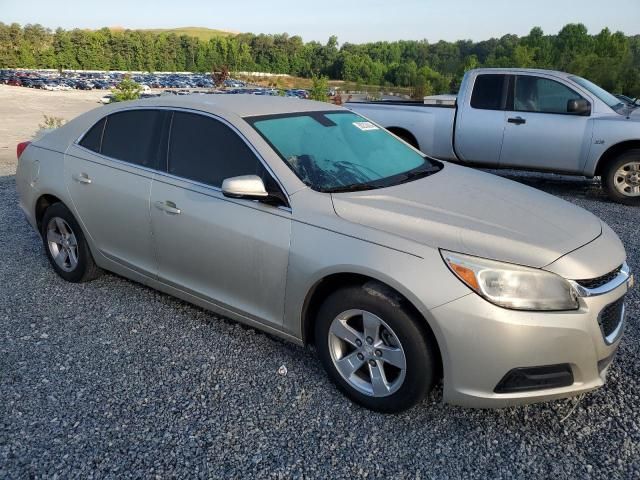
[315,284,437,413]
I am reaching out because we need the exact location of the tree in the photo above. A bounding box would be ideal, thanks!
[112,76,142,102]
[309,75,329,102]
[0,23,639,96]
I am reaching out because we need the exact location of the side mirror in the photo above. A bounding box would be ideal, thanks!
[222,175,269,200]
[567,98,591,116]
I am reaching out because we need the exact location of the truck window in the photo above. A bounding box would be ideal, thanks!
[470,74,506,110]
[514,76,583,114]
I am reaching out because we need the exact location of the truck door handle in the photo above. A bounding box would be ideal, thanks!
[508,117,526,125]
[72,173,92,184]
[154,200,181,215]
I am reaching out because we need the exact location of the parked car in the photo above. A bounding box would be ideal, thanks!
[15,96,633,412]
[348,68,640,205]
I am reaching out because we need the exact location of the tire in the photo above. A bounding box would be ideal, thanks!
[41,202,102,283]
[601,149,640,206]
[314,283,437,413]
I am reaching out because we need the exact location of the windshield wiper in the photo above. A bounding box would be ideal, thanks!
[398,163,442,184]
[325,182,385,193]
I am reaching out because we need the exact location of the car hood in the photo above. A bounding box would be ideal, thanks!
[629,107,640,119]
[331,164,602,268]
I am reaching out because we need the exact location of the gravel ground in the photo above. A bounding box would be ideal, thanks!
[1,170,639,479]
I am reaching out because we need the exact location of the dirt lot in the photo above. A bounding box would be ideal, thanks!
[0,85,105,175]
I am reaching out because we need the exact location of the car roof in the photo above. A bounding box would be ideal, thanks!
[471,68,574,79]
[106,94,344,118]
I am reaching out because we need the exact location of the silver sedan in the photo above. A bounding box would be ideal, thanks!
[16,95,633,412]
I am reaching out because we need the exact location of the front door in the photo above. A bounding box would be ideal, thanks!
[499,75,593,173]
[150,111,291,326]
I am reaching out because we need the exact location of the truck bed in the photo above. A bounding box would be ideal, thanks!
[346,101,457,161]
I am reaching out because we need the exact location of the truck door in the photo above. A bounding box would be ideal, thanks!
[454,73,507,167]
[499,74,593,173]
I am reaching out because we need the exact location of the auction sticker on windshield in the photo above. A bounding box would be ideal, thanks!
[352,121,379,131]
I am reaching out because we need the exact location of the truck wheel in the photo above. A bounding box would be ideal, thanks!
[314,283,437,413]
[602,149,640,206]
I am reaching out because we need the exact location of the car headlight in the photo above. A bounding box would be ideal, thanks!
[441,250,579,311]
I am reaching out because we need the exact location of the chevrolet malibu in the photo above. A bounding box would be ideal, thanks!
[16,96,633,412]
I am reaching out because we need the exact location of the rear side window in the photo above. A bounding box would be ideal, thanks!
[471,74,506,110]
[101,110,170,169]
[168,112,266,187]
[79,117,105,152]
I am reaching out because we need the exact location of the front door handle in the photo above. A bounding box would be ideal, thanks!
[507,117,526,125]
[72,173,92,184]
[154,200,181,215]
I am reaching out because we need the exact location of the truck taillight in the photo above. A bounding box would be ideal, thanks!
[17,141,31,159]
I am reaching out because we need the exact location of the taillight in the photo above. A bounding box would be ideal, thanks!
[17,141,31,159]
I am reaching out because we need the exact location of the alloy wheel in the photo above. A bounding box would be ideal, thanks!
[46,217,79,272]
[328,309,407,397]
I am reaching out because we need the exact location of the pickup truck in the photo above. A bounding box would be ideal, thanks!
[348,68,640,205]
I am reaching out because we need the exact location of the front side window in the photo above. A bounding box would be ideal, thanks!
[470,74,506,110]
[513,76,583,114]
[569,75,626,111]
[249,111,441,192]
[168,112,267,187]
[100,110,170,169]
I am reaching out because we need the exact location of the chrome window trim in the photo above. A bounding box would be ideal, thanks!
[73,105,291,208]
[569,262,631,297]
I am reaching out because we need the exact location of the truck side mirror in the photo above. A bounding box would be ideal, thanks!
[567,99,591,116]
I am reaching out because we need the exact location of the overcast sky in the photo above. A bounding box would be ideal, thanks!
[2,0,639,43]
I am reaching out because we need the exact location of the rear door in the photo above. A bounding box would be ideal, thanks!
[150,111,291,326]
[65,109,170,276]
[499,74,593,173]
[454,73,508,166]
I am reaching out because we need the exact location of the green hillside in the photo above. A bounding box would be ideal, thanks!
[136,27,237,40]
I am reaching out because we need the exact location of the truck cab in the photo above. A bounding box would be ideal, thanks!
[348,68,640,205]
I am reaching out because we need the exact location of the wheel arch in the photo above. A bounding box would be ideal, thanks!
[35,193,64,231]
[594,140,640,177]
[301,271,443,377]
[387,127,420,149]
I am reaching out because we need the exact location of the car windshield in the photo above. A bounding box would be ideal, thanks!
[249,111,442,192]
[570,76,627,111]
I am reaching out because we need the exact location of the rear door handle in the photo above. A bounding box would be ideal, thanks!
[507,117,526,125]
[72,173,92,184]
[154,200,181,215]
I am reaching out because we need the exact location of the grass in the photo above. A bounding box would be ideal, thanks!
[135,27,237,40]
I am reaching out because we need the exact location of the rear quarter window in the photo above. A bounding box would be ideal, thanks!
[79,117,106,152]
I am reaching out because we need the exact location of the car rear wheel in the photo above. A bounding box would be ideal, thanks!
[41,203,102,282]
[602,149,640,206]
[314,284,437,413]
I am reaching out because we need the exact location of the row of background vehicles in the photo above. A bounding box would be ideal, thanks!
[0,69,310,98]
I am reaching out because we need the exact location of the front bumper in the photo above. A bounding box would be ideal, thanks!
[431,265,631,408]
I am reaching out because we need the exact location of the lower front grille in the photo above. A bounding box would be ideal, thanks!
[598,297,625,344]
